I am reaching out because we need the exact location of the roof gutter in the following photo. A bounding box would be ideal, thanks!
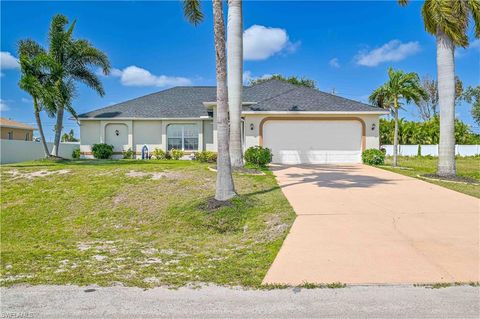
[76,117,212,121]
[241,110,390,115]
[203,101,257,108]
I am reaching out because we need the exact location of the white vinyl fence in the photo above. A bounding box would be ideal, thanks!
[0,140,80,164]
[382,145,480,157]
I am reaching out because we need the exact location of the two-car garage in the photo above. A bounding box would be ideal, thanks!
[261,119,364,165]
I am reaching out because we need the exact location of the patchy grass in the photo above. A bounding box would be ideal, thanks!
[0,159,296,288]
[414,282,480,289]
[381,156,480,198]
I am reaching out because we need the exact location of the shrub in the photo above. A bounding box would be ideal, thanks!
[194,151,217,163]
[152,148,166,160]
[122,148,135,159]
[165,151,172,160]
[72,148,80,159]
[171,149,185,160]
[362,149,385,166]
[244,146,273,167]
[91,143,114,159]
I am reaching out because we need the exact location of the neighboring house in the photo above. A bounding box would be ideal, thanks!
[78,80,388,164]
[0,117,35,141]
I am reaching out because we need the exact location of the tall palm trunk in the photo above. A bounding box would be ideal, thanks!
[436,31,456,176]
[227,0,244,167]
[213,0,236,201]
[33,98,51,158]
[51,105,64,157]
[393,102,399,167]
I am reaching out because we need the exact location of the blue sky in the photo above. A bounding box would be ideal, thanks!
[1,0,479,141]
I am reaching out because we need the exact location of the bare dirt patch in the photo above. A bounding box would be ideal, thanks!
[125,170,185,180]
[262,215,289,241]
[6,169,70,180]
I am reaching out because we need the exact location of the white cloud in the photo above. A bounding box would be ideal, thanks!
[0,51,19,70]
[0,99,10,112]
[329,58,340,68]
[242,70,272,85]
[355,40,421,67]
[110,66,192,87]
[21,97,32,104]
[243,25,299,61]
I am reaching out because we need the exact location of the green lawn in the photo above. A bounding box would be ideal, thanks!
[381,156,480,198]
[0,159,295,288]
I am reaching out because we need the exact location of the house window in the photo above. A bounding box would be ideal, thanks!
[167,124,199,151]
[8,131,13,140]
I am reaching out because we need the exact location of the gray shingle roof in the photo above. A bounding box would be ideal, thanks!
[78,79,383,119]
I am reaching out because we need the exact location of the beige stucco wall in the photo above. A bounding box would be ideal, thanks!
[1,127,33,141]
[243,113,380,151]
[79,120,100,156]
[133,120,162,154]
[203,120,214,151]
[79,113,381,159]
[80,119,211,159]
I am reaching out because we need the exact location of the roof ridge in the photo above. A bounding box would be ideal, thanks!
[318,89,377,108]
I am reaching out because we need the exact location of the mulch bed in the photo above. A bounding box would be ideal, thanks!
[420,174,479,185]
[200,197,233,211]
[208,166,264,175]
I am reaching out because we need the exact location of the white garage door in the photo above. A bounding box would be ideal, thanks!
[263,120,362,164]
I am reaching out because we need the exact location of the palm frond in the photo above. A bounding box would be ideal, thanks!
[183,0,204,25]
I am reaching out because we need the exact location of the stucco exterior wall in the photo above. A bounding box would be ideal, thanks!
[79,113,381,159]
[79,120,100,156]
[243,113,380,151]
[80,119,211,159]
[203,120,214,151]
[133,120,162,155]
[1,127,34,141]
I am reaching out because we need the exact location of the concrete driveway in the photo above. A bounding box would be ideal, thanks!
[263,164,479,285]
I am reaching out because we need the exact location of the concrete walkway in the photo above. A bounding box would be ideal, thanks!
[263,164,480,285]
[2,285,479,318]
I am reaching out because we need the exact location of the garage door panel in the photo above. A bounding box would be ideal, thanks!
[263,120,362,164]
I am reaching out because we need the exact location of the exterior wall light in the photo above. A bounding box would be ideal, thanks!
[250,123,254,131]
[371,123,376,131]
[115,129,120,136]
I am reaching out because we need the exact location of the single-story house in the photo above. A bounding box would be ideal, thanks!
[0,117,35,141]
[78,79,388,164]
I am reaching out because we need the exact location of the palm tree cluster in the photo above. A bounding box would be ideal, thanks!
[380,117,480,145]
[372,0,479,174]
[17,14,110,158]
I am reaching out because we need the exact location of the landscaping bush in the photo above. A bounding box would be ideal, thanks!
[72,148,80,159]
[91,143,114,159]
[152,148,166,160]
[122,148,135,159]
[171,149,185,160]
[362,149,385,166]
[194,151,217,163]
[244,146,272,167]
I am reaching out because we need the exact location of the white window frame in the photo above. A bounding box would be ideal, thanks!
[167,124,199,151]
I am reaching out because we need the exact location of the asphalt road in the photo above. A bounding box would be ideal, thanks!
[1,285,479,318]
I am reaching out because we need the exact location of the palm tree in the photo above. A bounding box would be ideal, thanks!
[48,14,110,157]
[369,67,427,167]
[398,0,480,176]
[227,0,244,167]
[183,0,236,201]
[17,39,57,158]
